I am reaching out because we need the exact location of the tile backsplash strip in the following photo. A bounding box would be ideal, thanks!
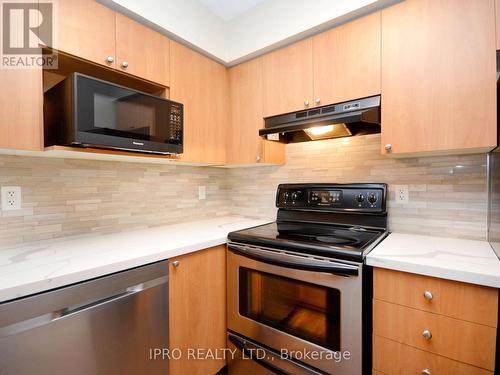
[0,156,230,249]
[0,134,488,248]
[227,134,487,240]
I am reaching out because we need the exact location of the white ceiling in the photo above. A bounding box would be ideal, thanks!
[197,0,266,21]
[100,0,399,65]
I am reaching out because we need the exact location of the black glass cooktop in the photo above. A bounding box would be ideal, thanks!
[228,221,387,262]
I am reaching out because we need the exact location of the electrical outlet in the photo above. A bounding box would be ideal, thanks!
[395,185,409,204]
[198,186,206,200]
[1,186,22,211]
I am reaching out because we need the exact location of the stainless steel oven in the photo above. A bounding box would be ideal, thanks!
[227,242,364,375]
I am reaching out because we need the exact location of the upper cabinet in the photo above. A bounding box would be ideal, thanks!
[54,0,116,68]
[262,38,314,117]
[0,69,43,151]
[496,0,500,50]
[115,14,170,86]
[170,41,227,165]
[227,58,285,165]
[53,0,170,86]
[262,12,382,118]
[381,0,497,155]
[312,12,381,105]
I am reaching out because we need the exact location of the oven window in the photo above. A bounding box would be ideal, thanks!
[239,268,341,351]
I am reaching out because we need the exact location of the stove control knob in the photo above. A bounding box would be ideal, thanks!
[291,191,301,202]
[356,194,365,203]
[368,193,377,204]
[283,191,290,203]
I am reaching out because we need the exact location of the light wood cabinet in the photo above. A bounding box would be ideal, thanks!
[374,299,497,370]
[115,14,170,86]
[496,0,500,50]
[262,38,313,117]
[373,267,498,373]
[227,58,285,165]
[373,335,492,375]
[381,0,497,155]
[312,12,380,105]
[169,246,226,375]
[54,0,116,68]
[170,41,227,164]
[374,268,498,327]
[0,69,43,150]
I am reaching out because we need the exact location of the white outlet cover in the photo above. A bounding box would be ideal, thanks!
[394,185,409,204]
[1,186,22,211]
[198,186,206,200]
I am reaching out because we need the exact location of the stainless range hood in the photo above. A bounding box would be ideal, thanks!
[259,95,380,143]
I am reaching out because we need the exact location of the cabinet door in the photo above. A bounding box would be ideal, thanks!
[313,12,380,105]
[381,0,496,155]
[262,38,313,117]
[227,58,285,165]
[115,14,170,86]
[169,246,226,375]
[170,41,227,164]
[496,0,500,50]
[54,0,116,67]
[0,69,43,150]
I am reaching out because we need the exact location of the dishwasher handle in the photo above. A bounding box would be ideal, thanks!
[0,275,168,338]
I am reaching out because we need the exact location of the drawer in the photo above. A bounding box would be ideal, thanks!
[373,335,492,375]
[374,268,498,327]
[373,299,497,370]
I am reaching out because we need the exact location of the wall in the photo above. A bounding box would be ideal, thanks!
[103,0,394,64]
[227,134,487,240]
[0,155,229,249]
[0,133,488,249]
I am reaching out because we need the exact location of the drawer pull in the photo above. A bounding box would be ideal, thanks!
[422,329,432,340]
[423,290,433,300]
[422,369,432,375]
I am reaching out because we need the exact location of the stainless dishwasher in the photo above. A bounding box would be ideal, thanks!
[0,260,169,375]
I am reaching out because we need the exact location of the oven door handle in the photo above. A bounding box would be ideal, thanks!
[228,244,359,276]
[228,333,326,375]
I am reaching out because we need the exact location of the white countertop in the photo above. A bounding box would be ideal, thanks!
[0,216,271,303]
[366,233,500,288]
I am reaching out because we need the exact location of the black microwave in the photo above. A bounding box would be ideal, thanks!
[44,73,183,154]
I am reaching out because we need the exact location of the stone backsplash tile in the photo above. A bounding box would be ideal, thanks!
[226,134,487,240]
[0,133,488,248]
[0,156,230,249]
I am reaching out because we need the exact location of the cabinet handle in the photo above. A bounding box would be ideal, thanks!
[422,369,432,375]
[422,330,432,340]
[424,290,433,301]
[304,100,310,107]
[256,155,261,162]
[105,56,114,64]
[121,61,129,69]
[172,260,180,268]
[384,144,392,151]
[315,98,321,104]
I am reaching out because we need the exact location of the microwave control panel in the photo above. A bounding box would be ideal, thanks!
[169,103,183,144]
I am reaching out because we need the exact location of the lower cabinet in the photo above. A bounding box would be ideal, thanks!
[372,268,498,374]
[169,245,227,375]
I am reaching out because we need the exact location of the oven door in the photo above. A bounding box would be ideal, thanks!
[227,243,363,375]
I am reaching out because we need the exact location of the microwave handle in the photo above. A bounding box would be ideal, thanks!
[228,333,325,375]
[228,244,358,276]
